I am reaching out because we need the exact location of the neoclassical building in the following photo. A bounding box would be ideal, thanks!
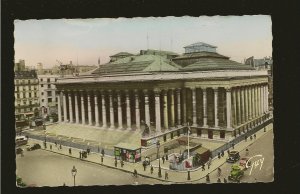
[56,42,270,147]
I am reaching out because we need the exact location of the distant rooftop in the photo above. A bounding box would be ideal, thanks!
[109,52,134,57]
[184,42,217,54]
[15,70,38,79]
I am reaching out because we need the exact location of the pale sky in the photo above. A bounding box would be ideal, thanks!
[14,16,272,68]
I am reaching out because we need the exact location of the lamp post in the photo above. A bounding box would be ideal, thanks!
[156,140,162,178]
[71,165,77,186]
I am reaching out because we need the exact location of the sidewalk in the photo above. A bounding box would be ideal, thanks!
[28,123,273,183]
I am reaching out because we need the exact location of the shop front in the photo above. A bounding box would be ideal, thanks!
[114,143,142,163]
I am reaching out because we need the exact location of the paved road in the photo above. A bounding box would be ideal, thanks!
[194,129,274,183]
[16,149,165,187]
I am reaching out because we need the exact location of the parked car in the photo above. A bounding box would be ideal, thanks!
[26,143,41,151]
[228,164,245,182]
[226,151,240,163]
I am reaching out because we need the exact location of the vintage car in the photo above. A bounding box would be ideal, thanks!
[26,143,41,151]
[228,164,245,182]
[226,151,240,163]
[16,147,23,155]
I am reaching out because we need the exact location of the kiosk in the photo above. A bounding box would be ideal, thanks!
[114,143,142,163]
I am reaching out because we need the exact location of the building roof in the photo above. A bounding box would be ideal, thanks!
[15,70,38,79]
[91,54,180,75]
[173,51,229,60]
[184,42,217,48]
[180,57,254,71]
[109,52,134,57]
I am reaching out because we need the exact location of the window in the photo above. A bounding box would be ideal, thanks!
[48,98,52,103]
[42,99,44,102]
[29,93,31,98]
[47,78,50,82]
[35,92,37,97]
[16,80,19,84]
[55,78,58,82]
[40,78,43,82]
[41,84,44,87]
[48,84,51,88]
[47,91,52,96]
[17,94,20,98]
[29,101,32,105]
[28,80,31,84]
[41,92,44,96]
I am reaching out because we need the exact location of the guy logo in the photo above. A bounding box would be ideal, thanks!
[246,154,264,176]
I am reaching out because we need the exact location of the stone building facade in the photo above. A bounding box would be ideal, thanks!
[55,42,270,146]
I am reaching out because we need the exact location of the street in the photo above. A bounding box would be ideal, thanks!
[16,149,164,186]
[195,128,274,183]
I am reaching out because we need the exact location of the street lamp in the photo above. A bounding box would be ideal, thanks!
[156,140,162,178]
[71,165,77,186]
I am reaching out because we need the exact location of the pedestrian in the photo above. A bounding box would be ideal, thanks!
[202,164,205,171]
[50,144,52,150]
[207,163,210,169]
[217,167,221,177]
[59,144,62,150]
[217,178,221,183]
[26,135,29,140]
[98,146,100,153]
[21,150,24,157]
[221,150,224,157]
[69,148,72,155]
[121,160,124,167]
[245,135,248,142]
[227,149,230,156]
[43,142,47,149]
[150,165,154,174]
[87,148,90,155]
[165,171,168,180]
[63,182,66,186]
[206,174,210,183]
[245,148,249,156]
[115,158,118,167]
[101,149,105,157]
[218,152,221,159]
[55,141,57,147]
[143,162,146,171]
[101,156,104,164]
[223,178,227,183]
[232,143,235,149]
[254,134,256,139]
[134,169,138,178]
[166,154,168,160]
[162,156,165,164]
[79,151,82,159]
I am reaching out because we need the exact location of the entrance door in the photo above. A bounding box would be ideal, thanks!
[171,132,174,139]
[220,130,225,139]
[163,135,167,142]
[197,129,202,137]
[177,130,180,137]
[208,130,213,139]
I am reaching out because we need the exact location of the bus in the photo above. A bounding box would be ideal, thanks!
[15,136,28,147]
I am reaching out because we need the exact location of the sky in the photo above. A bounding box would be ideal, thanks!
[14,16,272,68]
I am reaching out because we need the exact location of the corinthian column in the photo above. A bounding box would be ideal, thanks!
[226,88,232,129]
[109,90,115,129]
[163,90,168,129]
[94,91,99,127]
[144,90,150,127]
[117,91,123,129]
[202,88,208,127]
[87,92,92,125]
[80,91,86,125]
[68,92,73,123]
[191,87,197,127]
[63,91,67,122]
[214,88,219,128]
[154,89,161,133]
[74,91,79,124]
[125,90,131,130]
[135,90,140,130]
[176,89,181,126]
[57,91,62,122]
[170,89,175,128]
[101,91,107,128]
